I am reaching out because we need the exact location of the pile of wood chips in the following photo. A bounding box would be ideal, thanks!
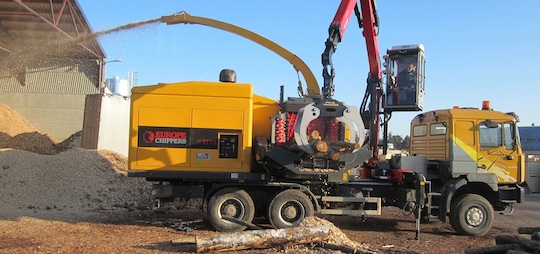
[0,103,152,220]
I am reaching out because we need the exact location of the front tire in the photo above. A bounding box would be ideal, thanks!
[207,188,255,232]
[268,189,314,229]
[449,194,494,236]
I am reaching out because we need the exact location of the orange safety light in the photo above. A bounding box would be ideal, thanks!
[482,100,491,110]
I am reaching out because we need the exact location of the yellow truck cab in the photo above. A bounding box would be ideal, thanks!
[409,101,525,235]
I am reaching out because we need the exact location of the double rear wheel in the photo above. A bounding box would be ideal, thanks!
[207,188,255,232]
[268,189,314,228]
[207,187,315,232]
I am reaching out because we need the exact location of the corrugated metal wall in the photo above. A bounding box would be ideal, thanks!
[0,58,100,141]
[0,58,100,94]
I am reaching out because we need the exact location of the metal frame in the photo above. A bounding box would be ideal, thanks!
[0,0,104,59]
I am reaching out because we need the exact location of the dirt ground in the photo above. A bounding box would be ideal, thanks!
[0,194,538,254]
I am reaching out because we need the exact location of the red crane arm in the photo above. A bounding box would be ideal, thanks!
[322,0,382,99]
[331,0,357,42]
[359,0,382,80]
[322,0,383,157]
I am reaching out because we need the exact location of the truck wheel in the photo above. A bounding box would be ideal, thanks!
[268,189,314,229]
[449,194,494,236]
[207,188,255,232]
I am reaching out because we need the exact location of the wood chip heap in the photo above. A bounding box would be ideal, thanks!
[0,103,152,220]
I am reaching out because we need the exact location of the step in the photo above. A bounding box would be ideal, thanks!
[319,196,381,216]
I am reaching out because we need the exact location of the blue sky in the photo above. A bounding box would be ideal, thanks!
[79,1,540,137]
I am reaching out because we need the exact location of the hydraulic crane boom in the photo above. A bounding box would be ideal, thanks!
[321,0,356,99]
[358,0,382,81]
[322,0,383,156]
[358,0,383,157]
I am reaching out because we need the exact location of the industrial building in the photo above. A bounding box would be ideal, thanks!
[0,0,105,142]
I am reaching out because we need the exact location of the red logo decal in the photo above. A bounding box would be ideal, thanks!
[143,131,155,143]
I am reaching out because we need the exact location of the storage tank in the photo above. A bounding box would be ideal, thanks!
[106,76,132,97]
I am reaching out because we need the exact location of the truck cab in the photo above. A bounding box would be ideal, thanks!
[408,101,525,235]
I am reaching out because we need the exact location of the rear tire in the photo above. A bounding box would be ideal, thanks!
[207,188,255,232]
[449,194,494,236]
[268,189,314,229]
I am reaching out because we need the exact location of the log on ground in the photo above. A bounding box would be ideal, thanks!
[464,244,522,254]
[495,235,540,253]
[171,217,375,253]
[196,224,331,252]
[518,227,540,234]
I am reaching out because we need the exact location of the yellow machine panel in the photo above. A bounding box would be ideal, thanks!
[129,81,255,173]
[252,95,280,138]
[192,109,244,130]
[137,147,190,167]
[138,107,192,127]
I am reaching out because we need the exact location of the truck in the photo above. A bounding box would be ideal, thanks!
[128,0,524,237]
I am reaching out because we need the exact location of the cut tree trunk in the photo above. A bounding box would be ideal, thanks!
[172,217,374,253]
[196,224,331,252]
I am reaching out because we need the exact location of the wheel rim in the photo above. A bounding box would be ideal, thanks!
[465,206,485,227]
[219,198,245,219]
[279,200,305,226]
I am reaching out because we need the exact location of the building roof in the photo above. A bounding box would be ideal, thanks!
[0,0,104,60]
[519,126,540,151]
